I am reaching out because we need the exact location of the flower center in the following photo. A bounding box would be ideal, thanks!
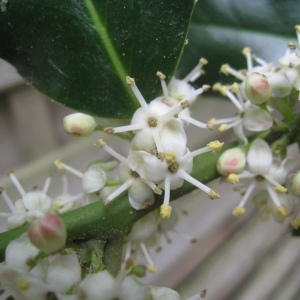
[131,171,140,178]
[168,162,179,174]
[255,175,265,182]
[147,117,158,127]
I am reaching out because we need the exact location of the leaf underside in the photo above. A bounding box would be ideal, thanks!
[0,0,194,117]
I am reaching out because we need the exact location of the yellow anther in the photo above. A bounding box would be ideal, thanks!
[219,86,228,96]
[52,198,63,210]
[54,159,64,171]
[200,57,208,65]
[146,265,158,274]
[126,76,135,85]
[104,127,115,134]
[288,42,297,50]
[156,71,166,80]
[290,218,300,229]
[17,278,30,291]
[212,82,222,91]
[242,47,251,56]
[231,82,239,94]
[202,84,211,91]
[209,189,220,200]
[154,187,162,195]
[165,150,177,164]
[158,152,165,162]
[160,204,172,219]
[220,64,230,75]
[207,118,215,130]
[218,124,228,132]
[227,174,239,184]
[181,100,190,109]
[207,140,224,153]
[232,206,245,217]
[96,139,106,148]
[276,206,287,217]
[274,186,287,193]
[295,25,300,32]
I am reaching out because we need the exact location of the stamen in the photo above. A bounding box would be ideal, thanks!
[59,193,84,206]
[207,140,223,153]
[140,178,162,195]
[126,76,149,110]
[242,47,253,71]
[232,206,246,217]
[207,118,215,130]
[237,180,257,208]
[184,57,208,82]
[42,176,52,194]
[105,122,144,134]
[159,101,190,122]
[156,71,169,98]
[220,64,246,81]
[105,178,134,202]
[220,86,244,112]
[180,115,208,129]
[54,160,83,178]
[7,171,26,197]
[160,204,172,219]
[295,25,300,45]
[139,242,157,273]
[96,139,127,163]
[182,146,210,162]
[227,174,239,184]
[264,174,286,191]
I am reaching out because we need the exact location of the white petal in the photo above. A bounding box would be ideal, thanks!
[46,253,81,293]
[130,128,156,152]
[243,105,273,132]
[149,286,180,300]
[128,180,155,210]
[5,233,39,271]
[128,151,167,182]
[233,123,248,145]
[78,271,116,300]
[128,211,159,241]
[7,213,27,230]
[247,139,272,175]
[82,164,107,193]
[160,119,187,156]
[119,276,146,300]
[168,77,195,101]
[22,191,52,213]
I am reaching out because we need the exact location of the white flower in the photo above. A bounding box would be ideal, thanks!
[227,139,297,219]
[96,139,161,209]
[212,83,273,145]
[0,172,53,230]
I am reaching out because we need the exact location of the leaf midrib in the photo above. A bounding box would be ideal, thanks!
[84,0,139,108]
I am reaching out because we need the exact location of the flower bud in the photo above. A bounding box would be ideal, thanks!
[217,148,246,176]
[28,214,67,254]
[292,171,300,196]
[63,113,97,137]
[245,72,272,105]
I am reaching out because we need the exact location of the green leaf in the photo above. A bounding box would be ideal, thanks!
[179,0,299,84]
[0,0,194,117]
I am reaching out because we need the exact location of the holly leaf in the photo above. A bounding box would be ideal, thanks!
[179,0,299,84]
[0,0,194,117]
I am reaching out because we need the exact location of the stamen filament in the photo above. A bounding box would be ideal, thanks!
[180,115,207,128]
[178,169,210,194]
[8,172,26,197]
[106,178,133,202]
[111,122,144,133]
[127,79,149,110]
[42,176,52,194]
[238,180,257,208]
[0,189,17,213]
[163,176,171,205]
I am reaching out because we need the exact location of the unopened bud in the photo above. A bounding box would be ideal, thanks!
[28,214,67,254]
[63,113,97,137]
[217,148,246,176]
[292,171,300,196]
[245,72,272,105]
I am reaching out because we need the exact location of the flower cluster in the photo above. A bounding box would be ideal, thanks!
[97,67,223,218]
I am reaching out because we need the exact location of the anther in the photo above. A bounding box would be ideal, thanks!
[104,127,115,134]
[126,76,135,85]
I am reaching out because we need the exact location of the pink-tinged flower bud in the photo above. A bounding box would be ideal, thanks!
[63,113,97,137]
[245,72,272,105]
[292,171,300,196]
[217,148,246,176]
[28,214,67,254]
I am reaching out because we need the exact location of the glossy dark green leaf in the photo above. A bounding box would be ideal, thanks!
[179,0,299,84]
[0,0,194,117]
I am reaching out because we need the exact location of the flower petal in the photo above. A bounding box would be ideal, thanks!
[247,139,272,174]
[243,105,273,132]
